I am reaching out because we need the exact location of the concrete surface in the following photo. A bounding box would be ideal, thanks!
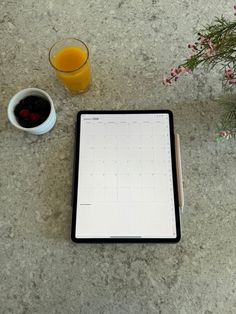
[0,0,236,313]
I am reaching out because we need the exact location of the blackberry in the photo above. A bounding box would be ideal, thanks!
[14,95,51,128]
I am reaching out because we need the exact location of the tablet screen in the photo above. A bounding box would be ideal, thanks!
[73,111,180,242]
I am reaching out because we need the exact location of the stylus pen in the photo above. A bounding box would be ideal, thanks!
[175,134,184,212]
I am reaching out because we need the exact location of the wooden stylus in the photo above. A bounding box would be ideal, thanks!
[175,134,184,211]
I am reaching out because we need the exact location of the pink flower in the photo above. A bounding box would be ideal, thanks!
[225,68,234,80]
[219,130,231,139]
[208,39,215,50]
[198,35,207,44]
[178,65,186,73]
[225,68,236,84]
[229,79,236,84]
[198,36,217,56]
[202,40,217,57]
[178,65,192,74]
[170,68,180,77]
[219,131,227,137]
[188,43,198,52]
[163,78,172,86]
[206,48,216,57]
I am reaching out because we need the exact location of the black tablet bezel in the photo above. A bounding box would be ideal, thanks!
[71,110,181,243]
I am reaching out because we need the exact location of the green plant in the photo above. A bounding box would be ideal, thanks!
[163,7,236,140]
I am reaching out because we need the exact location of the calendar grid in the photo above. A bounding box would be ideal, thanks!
[76,113,177,238]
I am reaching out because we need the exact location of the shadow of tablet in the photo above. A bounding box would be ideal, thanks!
[38,135,74,241]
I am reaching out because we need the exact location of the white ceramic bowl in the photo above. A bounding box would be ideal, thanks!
[8,88,56,135]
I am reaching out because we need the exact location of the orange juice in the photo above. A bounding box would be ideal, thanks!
[52,46,91,93]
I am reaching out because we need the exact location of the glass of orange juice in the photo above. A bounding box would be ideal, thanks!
[49,38,92,94]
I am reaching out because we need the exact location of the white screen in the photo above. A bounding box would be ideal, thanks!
[76,113,177,239]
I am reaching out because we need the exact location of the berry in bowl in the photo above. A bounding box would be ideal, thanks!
[8,88,56,135]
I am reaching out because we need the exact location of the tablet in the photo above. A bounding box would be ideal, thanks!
[72,110,181,243]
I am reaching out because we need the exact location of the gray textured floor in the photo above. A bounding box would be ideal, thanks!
[0,1,236,313]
